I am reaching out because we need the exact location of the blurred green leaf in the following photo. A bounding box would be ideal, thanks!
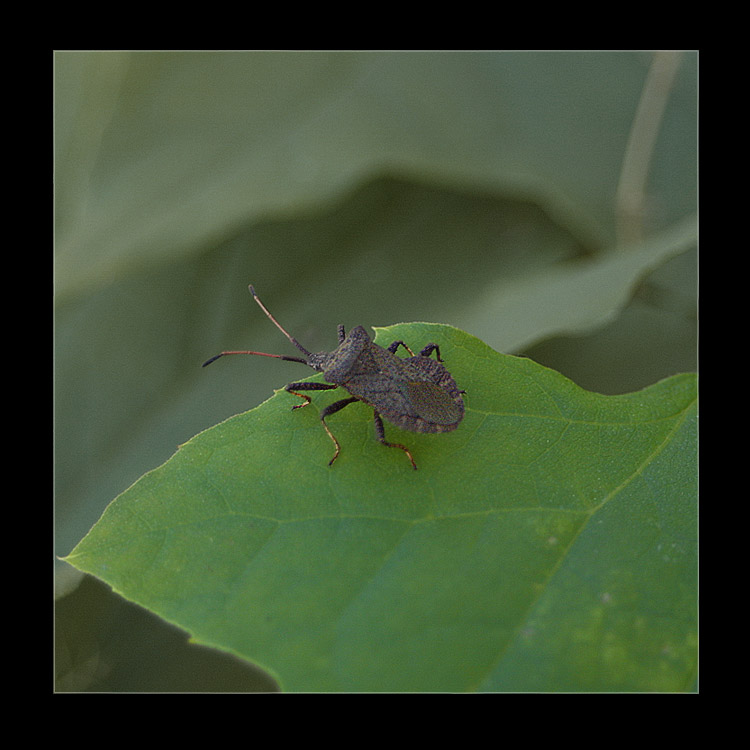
[64,324,697,692]
[54,51,696,301]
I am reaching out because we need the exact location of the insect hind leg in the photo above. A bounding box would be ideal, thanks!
[373,412,418,470]
[418,343,442,361]
[388,340,443,363]
[387,340,415,356]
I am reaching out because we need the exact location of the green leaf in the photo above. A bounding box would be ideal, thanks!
[63,324,697,692]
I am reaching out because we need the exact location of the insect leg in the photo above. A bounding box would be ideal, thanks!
[319,396,359,466]
[285,381,338,410]
[373,412,418,470]
[418,343,442,361]
[387,340,415,356]
[337,324,346,344]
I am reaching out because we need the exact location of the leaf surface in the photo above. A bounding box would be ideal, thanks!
[64,324,697,692]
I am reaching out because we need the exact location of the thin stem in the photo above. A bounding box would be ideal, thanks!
[615,50,683,247]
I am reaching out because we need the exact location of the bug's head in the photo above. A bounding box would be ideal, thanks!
[306,351,334,372]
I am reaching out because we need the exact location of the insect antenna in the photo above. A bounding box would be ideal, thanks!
[202,285,313,368]
[249,284,312,357]
[202,350,307,368]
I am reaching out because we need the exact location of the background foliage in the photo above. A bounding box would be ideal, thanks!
[55,50,697,692]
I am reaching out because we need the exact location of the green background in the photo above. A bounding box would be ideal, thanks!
[55,50,697,692]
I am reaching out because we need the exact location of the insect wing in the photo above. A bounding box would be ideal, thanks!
[402,380,463,426]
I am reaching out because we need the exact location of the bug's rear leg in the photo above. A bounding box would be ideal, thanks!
[387,340,415,356]
[419,343,442,361]
[285,381,338,410]
[373,412,418,470]
[319,396,359,466]
[389,340,443,363]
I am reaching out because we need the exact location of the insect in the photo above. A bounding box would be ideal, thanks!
[202,285,464,469]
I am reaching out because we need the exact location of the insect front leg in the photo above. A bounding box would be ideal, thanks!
[319,396,359,466]
[285,381,339,410]
[373,412,418,470]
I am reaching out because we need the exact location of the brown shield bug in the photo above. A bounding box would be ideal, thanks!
[202,285,464,469]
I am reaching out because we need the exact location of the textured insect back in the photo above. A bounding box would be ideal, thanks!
[401,381,463,427]
[393,355,464,433]
[336,335,465,439]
